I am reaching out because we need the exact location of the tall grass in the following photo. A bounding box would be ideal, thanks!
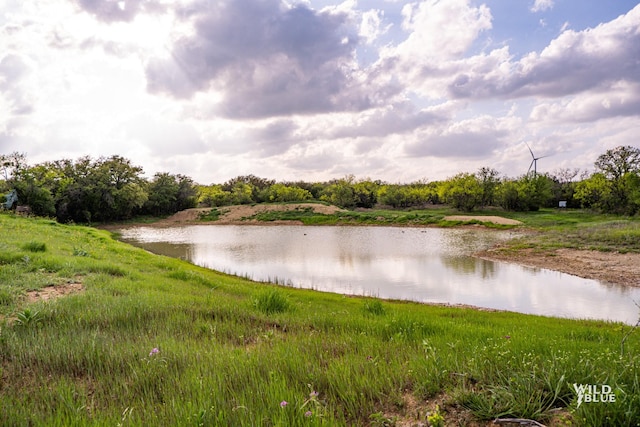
[0,212,639,425]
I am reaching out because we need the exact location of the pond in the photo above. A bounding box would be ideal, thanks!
[118,225,640,324]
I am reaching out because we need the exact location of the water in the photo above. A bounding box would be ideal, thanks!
[118,225,640,324]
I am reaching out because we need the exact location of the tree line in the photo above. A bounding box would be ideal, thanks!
[1,146,639,222]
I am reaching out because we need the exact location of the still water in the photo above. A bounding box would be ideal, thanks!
[119,225,640,324]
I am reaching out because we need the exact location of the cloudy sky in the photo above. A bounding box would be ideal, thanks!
[1,0,639,184]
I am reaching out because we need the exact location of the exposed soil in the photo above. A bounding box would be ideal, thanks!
[476,247,640,287]
[148,203,347,227]
[26,283,84,303]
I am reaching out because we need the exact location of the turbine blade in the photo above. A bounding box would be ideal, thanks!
[525,142,535,158]
[528,159,534,173]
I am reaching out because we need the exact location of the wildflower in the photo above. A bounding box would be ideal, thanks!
[280,400,288,408]
[304,411,313,417]
[504,335,511,339]
[310,391,319,398]
[149,347,160,357]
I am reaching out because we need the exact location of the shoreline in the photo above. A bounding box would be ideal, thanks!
[101,205,640,289]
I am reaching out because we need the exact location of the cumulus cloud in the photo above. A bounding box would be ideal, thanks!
[448,4,640,101]
[145,0,380,118]
[73,0,165,22]
[530,82,640,123]
[396,0,492,60]
[359,9,389,44]
[0,54,34,116]
[530,0,554,13]
[404,115,516,158]
[329,102,450,139]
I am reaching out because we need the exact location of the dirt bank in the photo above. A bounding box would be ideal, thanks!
[476,246,640,287]
[148,203,346,227]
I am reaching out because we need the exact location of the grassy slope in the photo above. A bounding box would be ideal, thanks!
[1,213,639,426]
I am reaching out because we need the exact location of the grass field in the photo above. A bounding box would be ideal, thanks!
[1,212,639,426]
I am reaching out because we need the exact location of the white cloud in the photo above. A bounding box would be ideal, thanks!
[448,4,640,100]
[530,0,554,13]
[397,0,492,61]
[360,9,387,44]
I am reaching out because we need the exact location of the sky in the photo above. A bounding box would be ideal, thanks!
[1,0,639,184]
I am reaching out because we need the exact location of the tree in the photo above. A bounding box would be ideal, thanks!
[437,173,483,212]
[352,180,379,208]
[593,146,640,212]
[320,178,355,208]
[476,167,500,207]
[265,184,312,202]
[0,152,27,181]
[594,146,640,181]
[496,175,553,211]
[574,173,613,211]
[198,185,232,207]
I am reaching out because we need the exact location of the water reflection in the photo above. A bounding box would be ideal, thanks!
[118,225,640,324]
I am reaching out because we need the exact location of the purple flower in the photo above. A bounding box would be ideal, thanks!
[149,347,160,357]
[310,391,319,398]
[280,400,288,408]
[304,411,313,417]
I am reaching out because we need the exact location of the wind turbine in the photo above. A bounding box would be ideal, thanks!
[524,142,550,176]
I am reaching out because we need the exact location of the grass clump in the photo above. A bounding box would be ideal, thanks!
[253,288,291,314]
[199,208,222,221]
[363,299,386,316]
[21,241,47,253]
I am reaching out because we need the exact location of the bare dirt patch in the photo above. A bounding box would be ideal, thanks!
[444,215,523,226]
[27,283,84,303]
[477,247,640,287]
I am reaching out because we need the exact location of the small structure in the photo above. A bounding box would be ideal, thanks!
[3,190,18,210]
[559,201,567,208]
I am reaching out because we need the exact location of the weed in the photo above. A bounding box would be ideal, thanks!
[369,411,397,426]
[427,405,445,427]
[14,308,42,327]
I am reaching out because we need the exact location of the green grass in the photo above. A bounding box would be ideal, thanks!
[198,208,223,221]
[0,212,639,426]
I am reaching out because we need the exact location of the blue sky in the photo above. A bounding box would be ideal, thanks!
[1,0,639,184]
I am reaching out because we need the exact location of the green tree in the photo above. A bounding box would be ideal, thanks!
[593,145,640,212]
[0,152,27,181]
[265,183,312,202]
[438,173,482,212]
[320,178,355,208]
[496,175,553,211]
[574,173,613,211]
[198,185,233,207]
[352,180,379,208]
[146,173,198,215]
[476,167,500,207]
